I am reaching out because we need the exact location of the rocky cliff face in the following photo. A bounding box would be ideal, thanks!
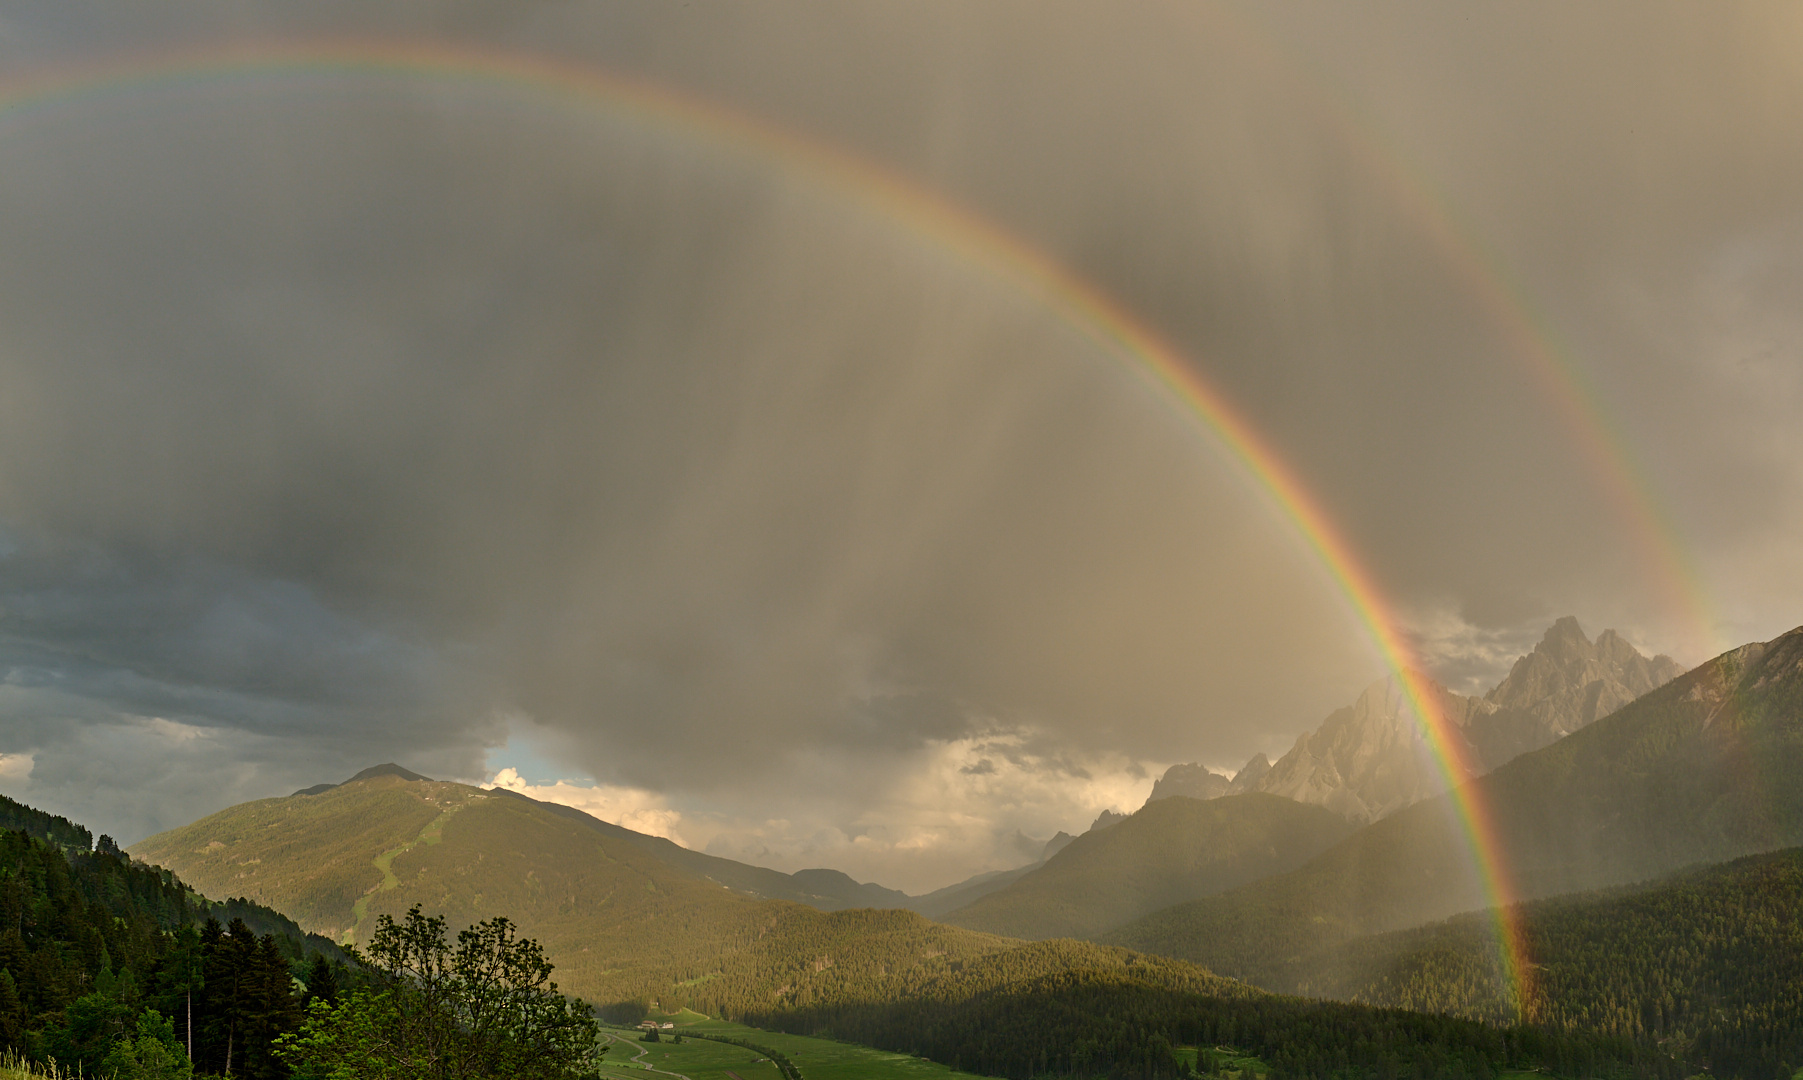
[1145,617,1683,824]
[1465,616,1684,767]
[1251,674,1495,822]
[1146,762,1232,802]
[1224,753,1271,794]
[1145,754,1270,808]
[1254,616,1682,823]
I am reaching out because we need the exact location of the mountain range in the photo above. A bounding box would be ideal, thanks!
[938,793,1354,940]
[128,615,1701,970]
[1143,617,1682,824]
[107,617,1803,1080]
[1103,623,1803,985]
[10,788,1676,1080]
[917,617,1683,939]
[130,766,1264,1021]
[130,768,1019,1010]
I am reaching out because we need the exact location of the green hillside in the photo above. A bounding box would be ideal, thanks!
[484,788,912,910]
[18,789,1695,1080]
[941,793,1353,940]
[0,792,94,853]
[1105,626,1803,987]
[281,765,916,913]
[899,864,1036,919]
[127,773,1179,1015]
[745,961,1680,1080]
[1272,848,1803,1078]
[599,1017,997,1080]
[0,822,340,1076]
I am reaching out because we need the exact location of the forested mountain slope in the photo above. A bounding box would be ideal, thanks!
[284,764,917,912]
[941,793,1353,940]
[0,823,336,1076]
[10,792,1706,1080]
[1281,847,1803,1079]
[131,772,1204,1015]
[748,955,1683,1080]
[1106,626,1803,981]
[485,787,913,910]
[0,793,96,853]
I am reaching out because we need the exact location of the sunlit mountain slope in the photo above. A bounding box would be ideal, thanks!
[128,771,1238,1017]
[288,765,917,913]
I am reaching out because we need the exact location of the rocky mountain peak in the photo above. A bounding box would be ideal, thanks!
[1146,763,1232,803]
[1087,809,1128,833]
[1483,617,1683,736]
[1226,753,1271,794]
[1137,617,1686,827]
[1140,751,1274,811]
[1537,614,1592,659]
[1238,616,1685,825]
[1248,671,1493,823]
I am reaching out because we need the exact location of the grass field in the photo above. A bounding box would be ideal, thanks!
[599,1012,997,1080]
[0,1056,71,1080]
[598,1028,785,1080]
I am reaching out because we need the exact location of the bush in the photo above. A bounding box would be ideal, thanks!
[277,907,601,1080]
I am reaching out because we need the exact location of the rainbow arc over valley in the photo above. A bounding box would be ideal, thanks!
[0,39,1538,1014]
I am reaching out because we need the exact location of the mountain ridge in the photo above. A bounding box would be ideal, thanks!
[1104,624,1803,981]
[939,792,1356,940]
[1146,616,1682,825]
[280,765,930,913]
[127,770,1275,1023]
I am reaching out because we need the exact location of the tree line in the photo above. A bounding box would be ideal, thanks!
[0,819,341,1077]
[1279,847,1803,1080]
[0,816,599,1080]
[728,957,1688,1080]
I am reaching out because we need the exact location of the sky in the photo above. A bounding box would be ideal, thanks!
[1,2,1801,892]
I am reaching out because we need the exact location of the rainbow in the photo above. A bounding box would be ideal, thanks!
[1216,5,1719,662]
[0,40,1537,1014]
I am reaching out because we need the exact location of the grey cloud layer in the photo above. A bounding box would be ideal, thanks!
[0,2,1798,881]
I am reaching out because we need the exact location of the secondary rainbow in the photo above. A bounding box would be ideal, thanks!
[1215,5,1718,661]
[0,40,1538,1012]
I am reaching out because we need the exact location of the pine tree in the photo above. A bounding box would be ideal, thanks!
[302,954,338,1009]
[0,969,25,1048]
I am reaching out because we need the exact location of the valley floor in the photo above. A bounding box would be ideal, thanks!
[600,1014,997,1080]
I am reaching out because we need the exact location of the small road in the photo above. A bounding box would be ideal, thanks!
[599,1030,693,1080]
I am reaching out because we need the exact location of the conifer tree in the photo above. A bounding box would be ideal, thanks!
[302,954,339,1010]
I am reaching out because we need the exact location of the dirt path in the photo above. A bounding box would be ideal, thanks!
[599,1031,695,1080]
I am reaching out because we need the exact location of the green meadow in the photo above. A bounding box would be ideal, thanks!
[599,1012,997,1080]
[598,1029,783,1080]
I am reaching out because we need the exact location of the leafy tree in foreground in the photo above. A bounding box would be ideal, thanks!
[100,1008,194,1080]
[278,906,600,1080]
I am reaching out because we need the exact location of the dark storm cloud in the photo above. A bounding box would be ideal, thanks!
[0,533,491,840]
[0,1,1799,884]
[518,1,1803,654]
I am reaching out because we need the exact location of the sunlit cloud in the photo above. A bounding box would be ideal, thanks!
[483,767,686,842]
